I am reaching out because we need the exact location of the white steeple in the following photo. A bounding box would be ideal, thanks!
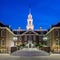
[26,9,34,30]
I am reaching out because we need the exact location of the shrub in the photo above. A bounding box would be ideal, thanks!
[35,43,44,48]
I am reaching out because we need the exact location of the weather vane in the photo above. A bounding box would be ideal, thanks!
[29,1,31,14]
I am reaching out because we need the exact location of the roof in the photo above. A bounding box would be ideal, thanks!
[0,22,47,35]
[13,30,25,34]
[46,22,60,35]
[51,22,60,28]
[0,22,13,32]
[35,31,47,34]
[47,22,60,32]
[0,22,9,27]
[13,30,47,35]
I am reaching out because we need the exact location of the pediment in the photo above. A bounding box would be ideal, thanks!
[21,30,39,35]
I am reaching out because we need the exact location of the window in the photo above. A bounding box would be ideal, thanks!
[1,30,6,37]
[27,35,34,41]
[1,39,5,45]
[55,30,59,37]
[55,39,60,45]
[29,21,31,25]
[29,28,31,30]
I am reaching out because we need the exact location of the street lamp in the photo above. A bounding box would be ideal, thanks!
[43,37,48,41]
[13,37,18,41]
[43,37,48,46]
[13,37,18,46]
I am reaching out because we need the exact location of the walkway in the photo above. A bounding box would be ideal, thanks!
[11,48,49,56]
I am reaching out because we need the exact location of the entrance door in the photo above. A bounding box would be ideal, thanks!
[29,44,31,48]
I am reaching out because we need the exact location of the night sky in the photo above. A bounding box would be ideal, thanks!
[0,0,60,30]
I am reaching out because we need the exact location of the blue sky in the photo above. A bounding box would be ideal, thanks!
[0,0,60,30]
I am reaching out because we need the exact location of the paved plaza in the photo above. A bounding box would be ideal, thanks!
[0,54,60,60]
[0,48,60,60]
[11,48,49,56]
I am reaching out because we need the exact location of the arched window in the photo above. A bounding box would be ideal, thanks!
[1,30,6,37]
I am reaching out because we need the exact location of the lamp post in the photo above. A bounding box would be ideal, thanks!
[43,37,48,46]
[43,37,51,54]
[13,37,18,46]
[43,37,48,41]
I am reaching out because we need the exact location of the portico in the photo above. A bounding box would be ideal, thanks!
[20,30,39,47]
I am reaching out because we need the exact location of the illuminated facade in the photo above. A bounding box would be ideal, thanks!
[13,11,47,47]
[1,13,60,53]
[0,11,47,53]
[0,22,15,53]
[46,22,60,53]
